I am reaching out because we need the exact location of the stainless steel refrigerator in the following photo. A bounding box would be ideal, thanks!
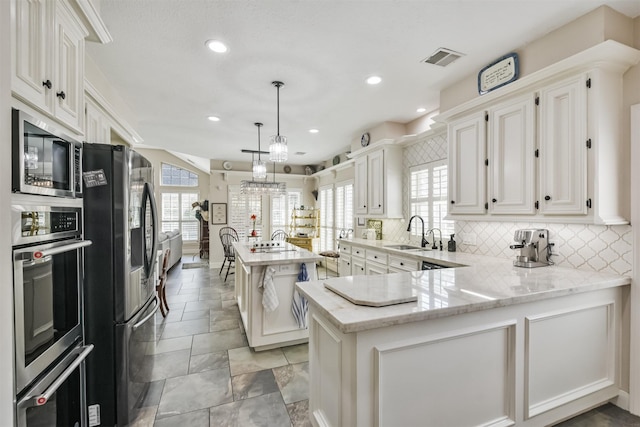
[82,144,159,426]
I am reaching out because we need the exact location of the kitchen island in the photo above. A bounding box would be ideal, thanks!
[295,251,631,427]
[234,241,322,351]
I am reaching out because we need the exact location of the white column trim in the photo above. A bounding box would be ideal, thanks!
[630,103,640,415]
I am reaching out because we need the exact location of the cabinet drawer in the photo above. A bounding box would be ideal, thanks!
[388,255,420,272]
[366,249,387,264]
[338,243,351,255]
[352,246,365,258]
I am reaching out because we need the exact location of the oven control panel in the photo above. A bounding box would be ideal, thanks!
[13,204,82,245]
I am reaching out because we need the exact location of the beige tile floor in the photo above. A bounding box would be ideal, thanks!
[129,259,640,426]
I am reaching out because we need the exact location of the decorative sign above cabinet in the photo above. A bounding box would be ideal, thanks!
[478,52,519,95]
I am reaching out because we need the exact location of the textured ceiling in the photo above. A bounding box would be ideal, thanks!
[86,0,640,167]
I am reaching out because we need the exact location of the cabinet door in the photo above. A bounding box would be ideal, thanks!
[354,156,368,214]
[448,112,487,214]
[367,150,384,215]
[53,1,85,132]
[365,262,387,275]
[488,94,536,215]
[12,0,52,112]
[351,257,366,276]
[338,255,352,277]
[85,99,111,144]
[539,75,587,215]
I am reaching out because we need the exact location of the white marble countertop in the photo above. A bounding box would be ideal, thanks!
[296,246,630,333]
[234,241,322,266]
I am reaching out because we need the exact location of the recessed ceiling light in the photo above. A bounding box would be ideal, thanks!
[366,76,382,85]
[205,40,228,53]
[207,116,220,122]
[416,107,426,113]
[309,129,319,134]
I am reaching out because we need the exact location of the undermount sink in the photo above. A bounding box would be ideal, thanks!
[383,244,425,251]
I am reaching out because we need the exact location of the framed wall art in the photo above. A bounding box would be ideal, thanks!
[210,203,227,225]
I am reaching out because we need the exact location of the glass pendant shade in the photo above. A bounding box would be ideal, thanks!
[252,159,267,179]
[269,81,288,163]
[269,135,288,163]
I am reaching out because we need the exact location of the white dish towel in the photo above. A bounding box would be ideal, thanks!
[259,266,279,312]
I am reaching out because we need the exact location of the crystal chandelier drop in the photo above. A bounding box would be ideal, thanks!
[269,81,288,162]
[252,123,267,179]
[241,122,287,195]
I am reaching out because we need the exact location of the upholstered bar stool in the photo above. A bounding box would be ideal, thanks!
[318,249,340,279]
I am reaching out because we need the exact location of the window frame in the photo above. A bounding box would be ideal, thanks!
[160,162,199,187]
[408,160,454,241]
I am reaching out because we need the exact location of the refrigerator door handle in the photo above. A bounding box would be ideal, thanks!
[142,182,159,279]
[133,295,159,331]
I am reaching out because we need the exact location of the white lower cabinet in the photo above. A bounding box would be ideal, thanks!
[338,255,352,277]
[351,256,366,276]
[235,258,315,350]
[388,255,420,272]
[308,287,623,427]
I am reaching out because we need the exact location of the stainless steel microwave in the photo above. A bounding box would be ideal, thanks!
[12,109,83,198]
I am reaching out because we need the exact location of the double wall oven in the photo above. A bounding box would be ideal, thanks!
[11,109,93,427]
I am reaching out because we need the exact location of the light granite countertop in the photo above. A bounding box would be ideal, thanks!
[233,241,322,266]
[295,242,630,333]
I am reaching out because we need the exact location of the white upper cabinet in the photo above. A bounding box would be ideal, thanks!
[84,97,111,144]
[12,0,87,132]
[538,75,588,216]
[488,94,536,215]
[352,143,403,218]
[439,41,640,224]
[448,112,486,214]
[355,156,368,214]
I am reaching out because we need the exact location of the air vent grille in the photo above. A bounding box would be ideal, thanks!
[422,48,465,67]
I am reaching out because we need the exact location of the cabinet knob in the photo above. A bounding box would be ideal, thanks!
[544,195,551,201]
[450,200,455,204]
[492,198,497,203]
[56,91,66,100]
[400,262,404,266]
[42,80,52,89]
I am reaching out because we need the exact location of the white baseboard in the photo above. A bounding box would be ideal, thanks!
[610,390,630,411]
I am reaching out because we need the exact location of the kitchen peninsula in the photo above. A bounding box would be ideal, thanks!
[234,241,322,351]
[296,249,631,427]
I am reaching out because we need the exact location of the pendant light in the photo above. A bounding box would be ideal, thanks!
[269,81,288,162]
[252,122,267,179]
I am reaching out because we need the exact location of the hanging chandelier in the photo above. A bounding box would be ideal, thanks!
[252,123,267,179]
[269,81,288,162]
[241,123,287,195]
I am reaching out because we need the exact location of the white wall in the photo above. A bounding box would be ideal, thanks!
[440,6,636,112]
[1,0,15,423]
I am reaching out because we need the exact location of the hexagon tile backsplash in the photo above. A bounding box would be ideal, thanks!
[455,221,632,276]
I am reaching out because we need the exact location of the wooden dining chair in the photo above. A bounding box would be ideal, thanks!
[219,227,239,282]
[156,248,171,317]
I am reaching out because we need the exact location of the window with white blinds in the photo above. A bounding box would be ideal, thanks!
[319,185,334,252]
[409,160,454,241]
[161,192,199,240]
[319,181,353,252]
[228,186,262,240]
[271,190,302,236]
[335,181,354,237]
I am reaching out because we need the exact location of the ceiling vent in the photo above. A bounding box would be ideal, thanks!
[422,48,465,67]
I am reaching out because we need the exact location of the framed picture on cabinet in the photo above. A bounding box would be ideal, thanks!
[210,203,227,225]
